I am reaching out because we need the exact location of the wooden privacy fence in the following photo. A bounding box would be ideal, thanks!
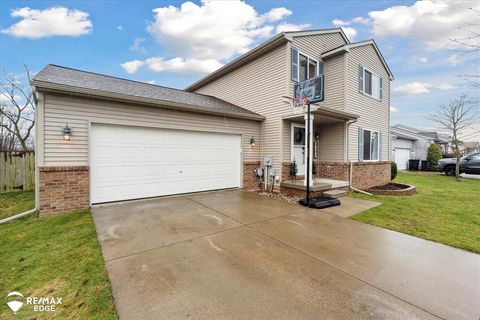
[0,151,35,193]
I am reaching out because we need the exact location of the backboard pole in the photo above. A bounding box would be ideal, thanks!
[306,102,311,205]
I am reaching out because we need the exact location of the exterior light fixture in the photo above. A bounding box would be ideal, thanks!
[63,124,71,141]
[250,137,256,147]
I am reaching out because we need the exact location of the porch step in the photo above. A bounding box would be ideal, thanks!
[323,189,348,198]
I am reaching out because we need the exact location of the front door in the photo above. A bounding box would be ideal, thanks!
[292,124,305,175]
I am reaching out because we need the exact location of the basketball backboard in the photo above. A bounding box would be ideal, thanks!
[293,75,324,102]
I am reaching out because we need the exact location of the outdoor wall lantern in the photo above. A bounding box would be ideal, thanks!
[250,137,256,147]
[63,124,71,141]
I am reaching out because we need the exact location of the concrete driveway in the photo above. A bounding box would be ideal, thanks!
[92,190,479,320]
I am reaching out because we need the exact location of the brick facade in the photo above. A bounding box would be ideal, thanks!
[243,161,261,190]
[351,161,391,189]
[314,161,349,181]
[281,160,391,191]
[39,166,89,216]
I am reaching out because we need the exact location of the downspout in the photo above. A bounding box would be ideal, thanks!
[346,118,372,196]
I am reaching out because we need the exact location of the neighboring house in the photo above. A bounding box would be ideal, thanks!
[417,131,451,155]
[390,124,434,170]
[460,141,480,155]
[32,28,393,216]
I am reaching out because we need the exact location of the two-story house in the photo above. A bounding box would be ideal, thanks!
[187,28,393,193]
[31,28,393,216]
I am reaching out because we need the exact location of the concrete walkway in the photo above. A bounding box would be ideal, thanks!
[92,190,479,320]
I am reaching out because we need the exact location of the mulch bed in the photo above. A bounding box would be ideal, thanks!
[367,182,416,196]
[370,183,410,191]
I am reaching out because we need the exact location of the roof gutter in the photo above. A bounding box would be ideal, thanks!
[31,80,265,121]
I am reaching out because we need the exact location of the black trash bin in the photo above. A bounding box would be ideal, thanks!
[420,160,429,171]
[409,159,420,171]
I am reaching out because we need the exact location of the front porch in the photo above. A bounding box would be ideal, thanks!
[282,104,358,185]
[280,178,349,198]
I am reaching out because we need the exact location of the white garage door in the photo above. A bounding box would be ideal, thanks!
[395,148,411,171]
[90,124,242,204]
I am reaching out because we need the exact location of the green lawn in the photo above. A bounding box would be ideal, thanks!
[351,172,480,253]
[0,190,35,220]
[0,211,118,319]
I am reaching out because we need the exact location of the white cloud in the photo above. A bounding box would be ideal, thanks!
[130,37,147,53]
[351,17,370,25]
[418,56,428,63]
[434,83,455,90]
[275,23,310,33]
[0,94,22,105]
[341,27,357,41]
[145,80,156,84]
[332,19,349,27]
[262,7,292,21]
[122,0,303,74]
[368,1,476,50]
[390,105,399,113]
[145,57,222,74]
[117,25,124,31]
[332,16,369,27]
[121,60,144,74]
[1,7,92,38]
[146,1,282,61]
[393,81,455,95]
[448,54,461,66]
[393,82,431,95]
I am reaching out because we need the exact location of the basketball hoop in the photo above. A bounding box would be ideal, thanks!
[288,96,310,114]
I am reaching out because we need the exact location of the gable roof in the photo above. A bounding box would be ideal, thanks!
[391,125,433,141]
[392,124,449,142]
[321,40,394,80]
[185,28,349,92]
[31,64,264,121]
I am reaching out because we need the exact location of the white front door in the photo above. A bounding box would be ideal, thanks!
[292,124,305,175]
[395,148,411,170]
[90,123,242,204]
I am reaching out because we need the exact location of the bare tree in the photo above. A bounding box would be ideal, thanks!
[430,94,479,180]
[0,65,35,151]
[450,7,480,87]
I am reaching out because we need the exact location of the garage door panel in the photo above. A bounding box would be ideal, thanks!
[90,124,242,203]
[395,148,411,171]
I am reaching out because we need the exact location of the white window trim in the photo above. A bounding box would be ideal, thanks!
[291,123,305,161]
[360,66,381,101]
[293,49,321,82]
[362,128,381,162]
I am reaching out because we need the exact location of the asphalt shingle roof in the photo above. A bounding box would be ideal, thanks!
[32,65,263,120]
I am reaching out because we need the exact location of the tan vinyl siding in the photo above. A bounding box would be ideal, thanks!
[194,44,288,175]
[41,93,260,166]
[316,122,345,161]
[346,45,390,161]
[289,33,347,111]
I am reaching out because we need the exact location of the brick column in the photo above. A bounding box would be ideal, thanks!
[39,166,89,216]
[243,161,261,190]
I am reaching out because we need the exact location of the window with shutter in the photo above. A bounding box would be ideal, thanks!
[358,65,364,92]
[291,48,298,81]
[359,128,381,161]
[359,65,382,100]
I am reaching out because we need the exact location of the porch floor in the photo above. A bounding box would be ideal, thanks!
[280,178,349,192]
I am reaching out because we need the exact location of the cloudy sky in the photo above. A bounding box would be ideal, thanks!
[0,0,478,136]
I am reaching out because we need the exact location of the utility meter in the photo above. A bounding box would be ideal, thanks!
[264,156,273,167]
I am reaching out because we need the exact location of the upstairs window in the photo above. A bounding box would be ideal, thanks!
[291,48,321,82]
[359,65,382,100]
